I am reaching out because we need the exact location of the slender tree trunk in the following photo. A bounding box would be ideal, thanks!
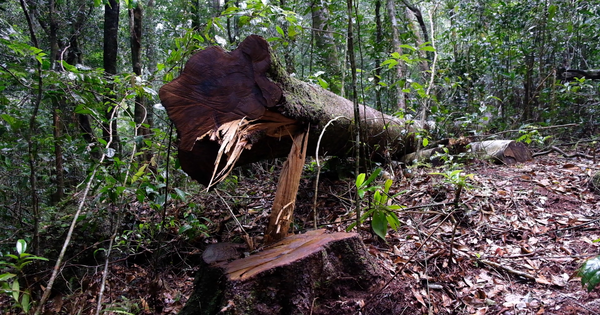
[191,0,201,31]
[386,0,406,111]
[402,0,431,62]
[145,0,155,131]
[523,52,534,121]
[48,0,65,202]
[404,6,429,73]
[280,0,296,75]
[130,2,150,152]
[311,0,342,94]
[103,0,121,153]
[374,0,383,112]
[346,0,362,229]
[19,0,42,256]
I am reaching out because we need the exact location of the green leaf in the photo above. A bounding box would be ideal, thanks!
[384,179,393,193]
[11,280,19,301]
[363,168,382,187]
[276,25,284,36]
[548,4,557,19]
[16,239,27,256]
[60,60,79,73]
[316,77,329,89]
[21,291,30,312]
[399,44,416,51]
[382,59,398,69]
[174,188,187,201]
[21,256,48,262]
[288,25,298,38]
[371,211,388,240]
[1,114,22,131]
[373,190,382,204]
[179,224,193,234]
[0,273,16,282]
[355,173,366,188]
[579,256,600,292]
[386,212,401,231]
[422,138,429,147]
[131,163,148,184]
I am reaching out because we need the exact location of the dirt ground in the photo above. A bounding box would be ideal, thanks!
[4,146,599,314]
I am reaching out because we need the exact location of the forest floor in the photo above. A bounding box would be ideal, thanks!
[4,146,600,314]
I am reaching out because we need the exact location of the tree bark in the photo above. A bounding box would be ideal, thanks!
[159,35,424,187]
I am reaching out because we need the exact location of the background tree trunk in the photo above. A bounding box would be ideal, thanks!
[386,0,406,111]
[103,0,121,153]
[130,2,151,156]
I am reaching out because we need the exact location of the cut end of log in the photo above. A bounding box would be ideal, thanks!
[470,140,533,165]
[159,35,297,186]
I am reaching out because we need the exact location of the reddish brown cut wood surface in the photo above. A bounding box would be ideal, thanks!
[220,229,356,281]
[159,35,283,152]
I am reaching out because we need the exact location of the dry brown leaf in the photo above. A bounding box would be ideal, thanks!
[411,288,426,307]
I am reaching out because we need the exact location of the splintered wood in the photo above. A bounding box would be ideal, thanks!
[202,110,298,189]
[264,130,309,244]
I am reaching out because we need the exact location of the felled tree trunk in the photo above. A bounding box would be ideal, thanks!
[159,35,421,188]
[179,230,387,315]
[469,140,533,165]
[559,69,600,81]
[401,139,533,166]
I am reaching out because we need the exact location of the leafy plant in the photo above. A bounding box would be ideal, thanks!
[515,125,552,145]
[0,239,48,313]
[430,169,474,204]
[348,168,405,240]
[578,256,600,292]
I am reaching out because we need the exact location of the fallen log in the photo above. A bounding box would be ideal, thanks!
[159,35,423,188]
[469,140,533,165]
[400,139,533,166]
[179,230,389,315]
[559,68,600,81]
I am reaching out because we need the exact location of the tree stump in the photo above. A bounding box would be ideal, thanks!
[179,230,386,315]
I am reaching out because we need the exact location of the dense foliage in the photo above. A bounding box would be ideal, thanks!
[0,0,598,312]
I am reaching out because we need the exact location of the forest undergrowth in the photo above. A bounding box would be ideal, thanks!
[2,142,599,314]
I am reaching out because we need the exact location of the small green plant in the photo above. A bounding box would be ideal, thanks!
[515,125,552,145]
[0,239,48,313]
[430,169,474,204]
[348,168,405,240]
[577,255,600,292]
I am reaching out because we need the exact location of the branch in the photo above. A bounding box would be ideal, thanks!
[473,123,579,139]
[532,145,593,159]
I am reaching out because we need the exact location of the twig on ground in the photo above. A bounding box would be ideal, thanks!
[476,258,537,281]
[533,145,593,159]
[473,123,579,139]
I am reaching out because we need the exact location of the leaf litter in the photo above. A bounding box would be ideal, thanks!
[13,147,600,314]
